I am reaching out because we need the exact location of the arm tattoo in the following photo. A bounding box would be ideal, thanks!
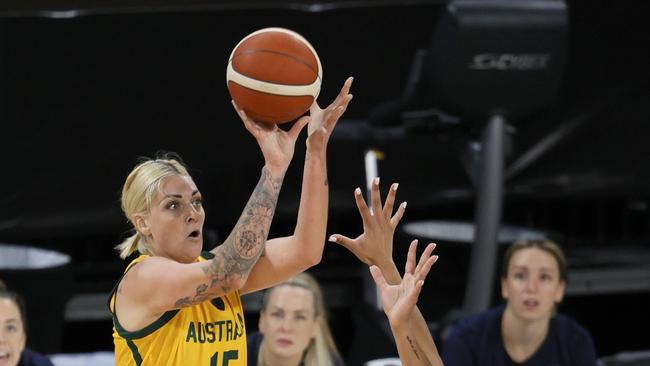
[406,335,421,360]
[174,167,283,307]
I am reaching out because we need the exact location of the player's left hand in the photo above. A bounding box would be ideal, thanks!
[306,76,353,152]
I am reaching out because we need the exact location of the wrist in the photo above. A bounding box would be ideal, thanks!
[306,143,327,160]
[374,258,401,284]
[263,164,287,180]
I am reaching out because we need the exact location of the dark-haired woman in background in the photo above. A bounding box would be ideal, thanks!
[0,279,55,366]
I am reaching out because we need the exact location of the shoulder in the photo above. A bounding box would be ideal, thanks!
[552,313,597,348]
[442,307,504,362]
[19,348,55,366]
[550,312,598,362]
[449,306,502,339]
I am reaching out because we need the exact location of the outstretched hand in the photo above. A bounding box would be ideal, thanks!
[329,177,406,267]
[370,240,438,327]
[231,100,309,173]
[306,76,354,152]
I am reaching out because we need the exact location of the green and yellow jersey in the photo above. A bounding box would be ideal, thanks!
[108,252,247,366]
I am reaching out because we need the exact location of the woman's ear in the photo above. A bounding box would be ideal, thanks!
[500,276,509,300]
[134,214,151,237]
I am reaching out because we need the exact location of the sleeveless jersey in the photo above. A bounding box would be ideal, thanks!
[108,252,247,366]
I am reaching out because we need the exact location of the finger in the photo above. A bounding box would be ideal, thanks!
[415,243,436,274]
[406,280,425,305]
[390,201,407,229]
[323,102,349,132]
[353,187,373,222]
[383,183,398,220]
[405,239,418,275]
[331,76,354,107]
[369,265,388,290]
[231,100,270,138]
[288,116,310,140]
[339,76,354,101]
[231,100,261,134]
[328,234,356,251]
[415,255,439,282]
[370,177,382,217]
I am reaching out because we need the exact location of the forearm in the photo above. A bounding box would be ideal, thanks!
[292,146,328,265]
[390,321,432,366]
[207,166,284,292]
[377,261,443,366]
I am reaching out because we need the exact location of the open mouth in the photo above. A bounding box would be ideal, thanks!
[188,230,201,238]
[0,351,10,362]
[524,299,539,308]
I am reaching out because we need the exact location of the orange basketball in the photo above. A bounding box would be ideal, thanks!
[226,27,322,124]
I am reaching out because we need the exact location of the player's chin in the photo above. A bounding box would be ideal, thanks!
[184,237,203,256]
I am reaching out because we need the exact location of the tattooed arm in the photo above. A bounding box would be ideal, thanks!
[113,105,309,331]
[114,166,286,331]
[241,77,354,294]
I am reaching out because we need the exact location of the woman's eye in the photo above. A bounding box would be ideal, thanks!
[167,202,179,210]
[514,272,525,280]
[192,199,202,207]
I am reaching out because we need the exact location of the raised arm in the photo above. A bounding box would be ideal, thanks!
[117,107,308,324]
[370,241,442,366]
[241,77,354,294]
[329,179,442,364]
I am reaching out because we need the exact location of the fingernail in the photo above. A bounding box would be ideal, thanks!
[355,187,361,195]
[374,177,380,186]
[392,183,399,191]
[402,201,407,208]
[329,236,337,242]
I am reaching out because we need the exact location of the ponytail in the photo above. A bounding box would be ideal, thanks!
[115,232,151,259]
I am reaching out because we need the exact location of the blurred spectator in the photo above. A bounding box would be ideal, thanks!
[0,279,55,366]
[247,272,344,366]
[442,239,598,365]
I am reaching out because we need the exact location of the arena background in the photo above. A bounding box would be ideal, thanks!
[1,0,649,364]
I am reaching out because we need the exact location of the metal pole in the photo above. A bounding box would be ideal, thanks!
[363,149,382,310]
[463,114,505,314]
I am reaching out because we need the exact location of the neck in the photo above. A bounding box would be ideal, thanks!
[260,341,302,366]
[501,306,550,362]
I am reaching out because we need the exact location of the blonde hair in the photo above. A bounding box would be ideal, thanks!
[115,154,190,259]
[259,272,342,366]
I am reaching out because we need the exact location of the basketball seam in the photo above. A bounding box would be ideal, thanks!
[232,49,321,84]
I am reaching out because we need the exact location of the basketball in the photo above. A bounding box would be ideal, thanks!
[226,27,322,124]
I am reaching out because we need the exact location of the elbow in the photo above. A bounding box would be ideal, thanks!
[305,247,323,267]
